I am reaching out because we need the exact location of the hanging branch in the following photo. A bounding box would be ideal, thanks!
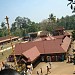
[67,0,75,13]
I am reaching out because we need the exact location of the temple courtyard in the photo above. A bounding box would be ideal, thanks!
[32,61,74,75]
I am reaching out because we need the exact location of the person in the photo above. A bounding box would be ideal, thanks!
[47,66,51,74]
[49,62,51,69]
[11,65,14,69]
[27,69,31,75]
[30,64,33,70]
[1,45,3,50]
[24,70,26,75]
[2,62,4,67]
[2,52,3,55]
[1,68,2,71]
[40,68,42,74]
[30,64,33,74]
[37,71,39,75]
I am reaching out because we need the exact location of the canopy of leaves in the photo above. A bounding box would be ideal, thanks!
[1,14,75,37]
[0,22,8,37]
[11,16,40,37]
[72,30,75,40]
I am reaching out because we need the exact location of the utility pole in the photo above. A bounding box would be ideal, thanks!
[5,16,17,68]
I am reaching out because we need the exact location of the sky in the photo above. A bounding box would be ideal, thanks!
[0,0,74,25]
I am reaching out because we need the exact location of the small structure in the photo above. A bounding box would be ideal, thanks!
[0,36,18,45]
[28,31,49,41]
[53,27,65,36]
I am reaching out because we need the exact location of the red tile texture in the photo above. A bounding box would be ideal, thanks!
[61,36,71,52]
[14,36,71,62]
[22,46,40,62]
[0,36,18,42]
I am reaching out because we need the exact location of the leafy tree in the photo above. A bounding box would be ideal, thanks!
[0,29,3,37]
[48,13,56,23]
[27,22,39,33]
[39,13,56,32]
[8,14,75,37]
[0,22,8,36]
[72,30,75,40]
[11,16,40,37]
[11,22,17,32]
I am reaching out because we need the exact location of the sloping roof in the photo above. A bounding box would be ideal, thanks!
[15,38,65,55]
[55,27,64,30]
[14,36,72,62]
[0,36,18,43]
[34,36,55,41]
[54,35,64,39]
[44,40,65,54]
[61,36,71,52]
[15,42,34,55]
[64,31,72,36]
[22,46,40,62]
[15,41,45,55]
[39,31,49,36]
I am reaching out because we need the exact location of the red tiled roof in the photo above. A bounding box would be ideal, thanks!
[22,46,40,62]
[61,36,71,52]
[15,42,34,55]
[14,36,71,62]
[55,27,64,30]
[54,35,64,39]
[0,36,18,43]
[34,36,55,41]
[44,40,65,54]
[64,31,71,36]
[15,39,64,55]
[15,41,45,55]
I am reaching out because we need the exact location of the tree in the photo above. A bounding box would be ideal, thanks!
[0,22,8,36]
[0,29,3,37]
[11,16,40,37]
[72,30,75,40]
[39,13,56,32]
[27,22,39,33]
[67,0,75,13]
[48,13,56,23]
[11,22,17,32]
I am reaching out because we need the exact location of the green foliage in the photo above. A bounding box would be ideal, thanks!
[72,30,75,40]
[1,14,75,37]
[10,16,40,37]
[27,22,39,33]
[0,29,3,37]
[0,22,8,37]
[39,13,56,32]
[57,15,75,30]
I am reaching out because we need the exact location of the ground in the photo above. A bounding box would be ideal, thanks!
[32,61,74,75]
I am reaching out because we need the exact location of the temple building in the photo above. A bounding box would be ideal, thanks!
[9,32,71,67]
